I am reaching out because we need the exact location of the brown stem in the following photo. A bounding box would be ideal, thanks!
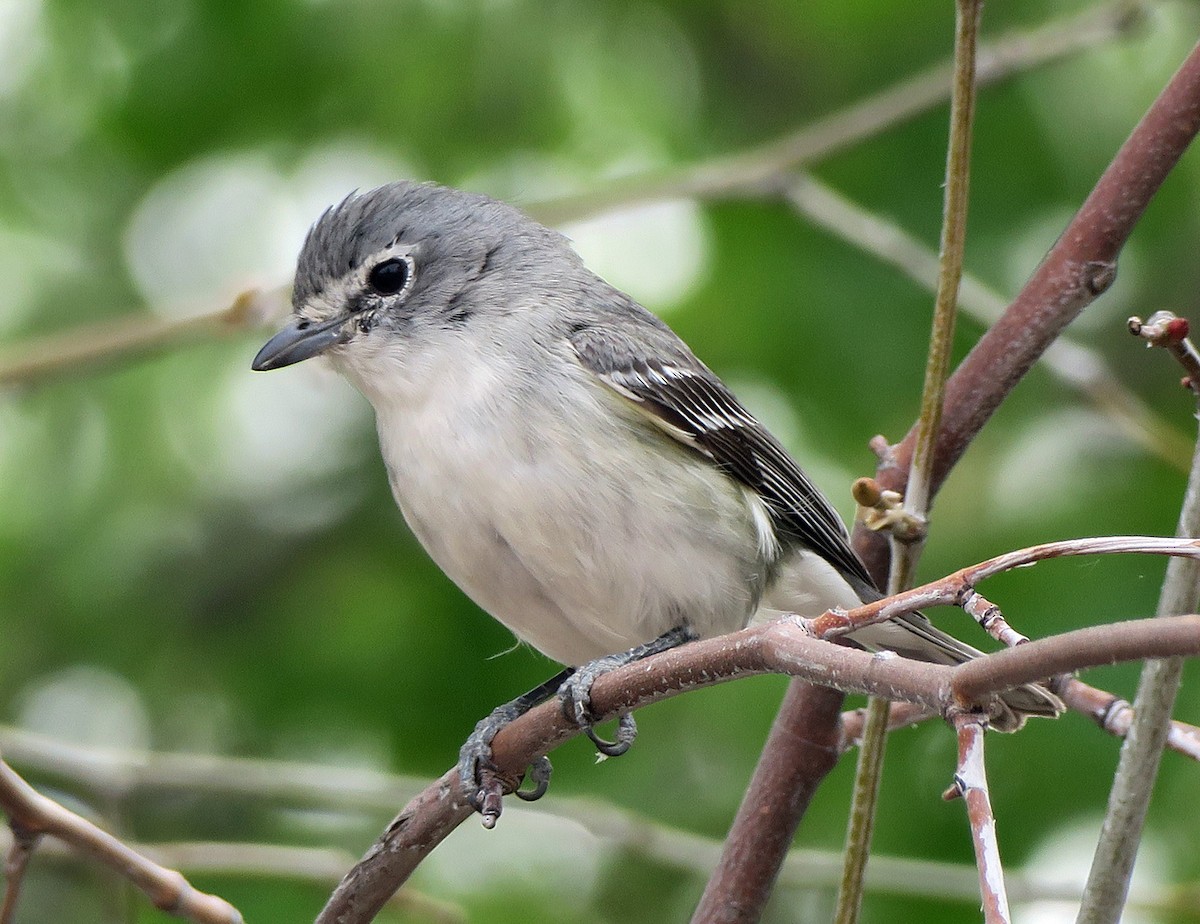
[0,760,242,924]
[855,36,1200,579]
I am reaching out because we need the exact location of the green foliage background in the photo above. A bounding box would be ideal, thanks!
[2,1,1200,921]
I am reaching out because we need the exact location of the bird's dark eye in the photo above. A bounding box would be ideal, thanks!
[367,258,410,295]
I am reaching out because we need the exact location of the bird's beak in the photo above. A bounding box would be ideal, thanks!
[251,314,351,371]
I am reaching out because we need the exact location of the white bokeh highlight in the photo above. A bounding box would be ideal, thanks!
[988,408,1132,526]
[560,197,711,311]
[1014,817,1167,924]
[123,141,416,320]
[17,665,150,751]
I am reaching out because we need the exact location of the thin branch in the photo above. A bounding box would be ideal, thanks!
[1129,310,1200,394]
[833,693,891,924]
[0,288,287,390]
[838,5,983,920]
[961,590,1027,647]
[525,0,1149,225]
[784,174,1193,472]
[855,33,1200,580]
[905,0,981,532]
[1078,333,1200,923]
[950,714,1011,924]
[1054,677,1200,762]
[0,760,242,924]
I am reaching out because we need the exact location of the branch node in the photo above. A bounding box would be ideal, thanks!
[1084,259,1118,295]
[1101,696,1135,735]
[960,590,1029,647]
[1128,310,1200,397]
[868,435,896,464]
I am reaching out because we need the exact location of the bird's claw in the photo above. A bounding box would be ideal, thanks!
[514,756,553,801]
[558,665,639,757]
[585,713,637,757]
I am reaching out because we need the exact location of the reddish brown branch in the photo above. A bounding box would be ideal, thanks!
[316,536,1200,923]
[953,617,1200,707]
[854,36,1200,579]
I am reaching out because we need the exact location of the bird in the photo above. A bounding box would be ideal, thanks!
[252,180,1061,825]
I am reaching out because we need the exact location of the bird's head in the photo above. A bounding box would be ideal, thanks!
[251,180,575,376]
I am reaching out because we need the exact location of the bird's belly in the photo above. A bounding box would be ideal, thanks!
[375,396,768,665]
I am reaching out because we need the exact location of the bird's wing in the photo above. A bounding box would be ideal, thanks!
[569,322,875,589]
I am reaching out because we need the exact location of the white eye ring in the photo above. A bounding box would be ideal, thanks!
[367,256,413,296]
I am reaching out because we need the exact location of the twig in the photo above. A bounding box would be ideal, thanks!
[961,590,1028,647]
[904,0,981,538]
[784,174,1193,472]
[525,0,1148,225]
[0,287,287,390]
[0,760,242,923]
[1129,311,1200,395]
[1077,333,1200,923]
[1054,677,1200,762]
[837,5,984,920]
[855,33,1200,581]
[832,693,891,924]
[949,714,1010,924]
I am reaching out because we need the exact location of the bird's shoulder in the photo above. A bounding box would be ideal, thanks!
[566,300,874,588]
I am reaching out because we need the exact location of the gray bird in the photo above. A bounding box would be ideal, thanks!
[252,180,1061,824]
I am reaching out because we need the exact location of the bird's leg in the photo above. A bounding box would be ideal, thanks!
[559,624,697,756]
[459,668,573,828]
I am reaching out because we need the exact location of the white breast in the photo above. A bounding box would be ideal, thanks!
[337,332,770,665]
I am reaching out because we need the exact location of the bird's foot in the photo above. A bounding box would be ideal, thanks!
[557,625,697,758]
[557,659,639,756]
[459,701,556,829]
